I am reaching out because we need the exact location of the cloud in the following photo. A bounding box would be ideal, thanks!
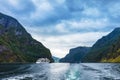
[31,31,110,58]
[26,17,111,36]
[59,18,110,31]
[30,0,54,19]
[8,0,19,6]
[107,2,120,21]
[0,0,120,57]
[82,8,101,17]
[0,0,35,15]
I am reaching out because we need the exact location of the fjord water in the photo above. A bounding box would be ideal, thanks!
[0,63,120,80]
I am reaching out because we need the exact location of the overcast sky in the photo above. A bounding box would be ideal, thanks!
[0,0,120,58]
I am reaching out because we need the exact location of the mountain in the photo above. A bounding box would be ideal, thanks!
[60,47,91,63]
[52,56,60,62]
[0,12,54,63]
[83,28,120,62]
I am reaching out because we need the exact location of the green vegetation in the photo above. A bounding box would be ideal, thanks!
[0,13,53,63]
[83,28,120,62]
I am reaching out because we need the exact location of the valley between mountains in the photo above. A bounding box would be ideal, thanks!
[0,12,120,63]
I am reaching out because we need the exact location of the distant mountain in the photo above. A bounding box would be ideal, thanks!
[0,12,54,63]
[60,47,91,63]
[60,28,120,63]
[52,56,60,62]
[83,28,120,62]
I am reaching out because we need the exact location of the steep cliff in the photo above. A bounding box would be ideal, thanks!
[0,13,54,63]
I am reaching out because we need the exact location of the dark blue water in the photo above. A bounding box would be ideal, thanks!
[0,63,120,80]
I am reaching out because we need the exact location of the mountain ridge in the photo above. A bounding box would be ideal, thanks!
[60,27,120,63]
[83,27,120,62]
[60,46,91,63]
[0,12,54,63]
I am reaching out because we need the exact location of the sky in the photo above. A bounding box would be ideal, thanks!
[0,0,120,58]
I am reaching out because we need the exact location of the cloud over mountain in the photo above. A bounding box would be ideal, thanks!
[0,0,120,57]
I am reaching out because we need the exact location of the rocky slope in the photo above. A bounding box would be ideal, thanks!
[83,28,120,62]
[0,12,54,63]
[60,47,91,63]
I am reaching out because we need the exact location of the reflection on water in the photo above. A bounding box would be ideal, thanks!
[0,63,120,80]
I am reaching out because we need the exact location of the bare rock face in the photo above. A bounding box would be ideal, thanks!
[0,13,19,28]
